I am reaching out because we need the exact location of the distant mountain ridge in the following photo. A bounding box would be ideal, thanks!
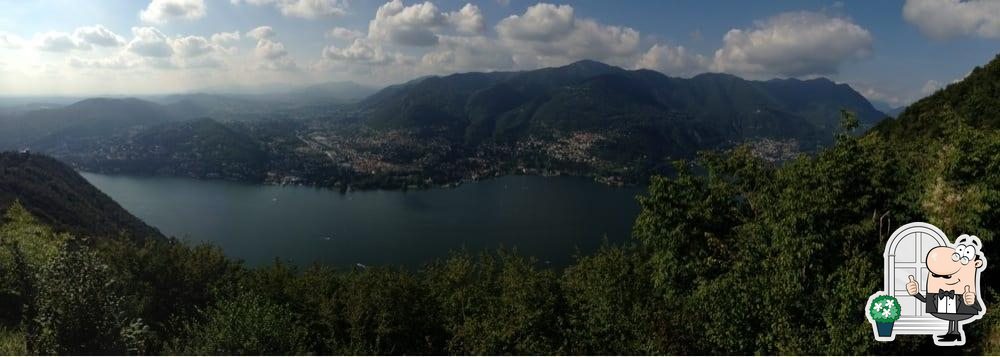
[870,100,907,118]
[284,81,379,104]
[60,117,268,182]
[0,97,180,150]
[0,81,379,151]
[152,81,379,114]
[358,60,886,155]
[0,60,891,190]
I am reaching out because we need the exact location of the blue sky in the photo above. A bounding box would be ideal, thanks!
[0,0,997,106]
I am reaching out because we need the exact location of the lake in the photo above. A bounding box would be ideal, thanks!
[81,173,644,268]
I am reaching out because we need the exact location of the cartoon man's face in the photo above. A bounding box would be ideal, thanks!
[925,241,983,293]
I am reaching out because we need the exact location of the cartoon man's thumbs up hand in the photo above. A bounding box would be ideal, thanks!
[964,286,976,306]
[906,275,919,296]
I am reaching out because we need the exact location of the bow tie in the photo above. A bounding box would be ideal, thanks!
[938,289,956,299]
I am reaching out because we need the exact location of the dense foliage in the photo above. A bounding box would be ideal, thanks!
[1,54,999,355]
[0,152,163,241]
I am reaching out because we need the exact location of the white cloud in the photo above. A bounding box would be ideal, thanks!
[322,38,405,65]
[366,0,484,47]
[140,0,207,24]
[496,3,574,42]
[174,56,224,69]
[33,25,126,52]
[317,0,505,77]
[852,71,970,107]
[8,0,910,94]
[903,0,1000,40]
[233,0,347,19]
[210,31,241,54]
[0,32,25,49]
[327,27,364,41]
[127,27,174,58]
[921,79,942,95]
[70,28,237,72]
[317,1,642,81]
[308,2,883,85]
[856,85,904,107]
[447,4,485,34]
[711,11,872,77]
[247,26,276,40]
[260,56,297,71]
[496,3,641,67]
[636,44,709,77]
[211,31,241,45]
[316,37,417,80]
[256,39,288,60]
[368,0,447,47]
[35,31,90,52]
[421,35,513,72]
[171,36,214,57]
[244,26,298,71]
[73,25,126,47]
[68,55,137,69]
[278,0,347,18]
[953,71,971,84]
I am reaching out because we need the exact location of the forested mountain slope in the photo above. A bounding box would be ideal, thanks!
[359,60,885,150]
[0,152,163,240]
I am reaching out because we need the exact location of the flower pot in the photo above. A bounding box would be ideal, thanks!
[876,321,894,337]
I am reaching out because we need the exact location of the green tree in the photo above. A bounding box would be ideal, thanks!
[243,261,341,353]
[167,292,311,355]
[29,241,140,355]
[96,237,245,349]
[423,250,563,354]
[322,267,443,354]
[560,245,661,354]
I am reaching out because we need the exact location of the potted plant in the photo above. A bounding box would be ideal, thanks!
[869,294,901,337]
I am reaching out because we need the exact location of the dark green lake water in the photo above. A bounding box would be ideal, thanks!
[82,173,643,268]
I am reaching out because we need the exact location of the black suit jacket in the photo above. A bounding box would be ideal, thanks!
[914,291,983,316]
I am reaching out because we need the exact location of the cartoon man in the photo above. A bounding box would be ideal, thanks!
[906,234,986,344]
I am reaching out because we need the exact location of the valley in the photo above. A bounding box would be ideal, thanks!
[1,60,887,191]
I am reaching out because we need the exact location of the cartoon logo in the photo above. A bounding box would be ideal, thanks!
[866,222,986,346]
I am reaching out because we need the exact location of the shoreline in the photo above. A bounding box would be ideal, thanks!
[77,167,645,193]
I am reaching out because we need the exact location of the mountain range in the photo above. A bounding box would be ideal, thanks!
[870,100,907,118]
[0,81,377,151]
[0,97,175,150]
[0,60,889,188]
[359,60,885,150]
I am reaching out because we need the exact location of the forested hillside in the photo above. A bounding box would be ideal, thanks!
[57,118,268,182]
[0,152,162,241]
[360,59,885,153]
[0,54,998,355]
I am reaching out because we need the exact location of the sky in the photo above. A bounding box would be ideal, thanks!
[0,0,997,106]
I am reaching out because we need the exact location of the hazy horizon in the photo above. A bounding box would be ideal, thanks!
[0,0,998,106]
